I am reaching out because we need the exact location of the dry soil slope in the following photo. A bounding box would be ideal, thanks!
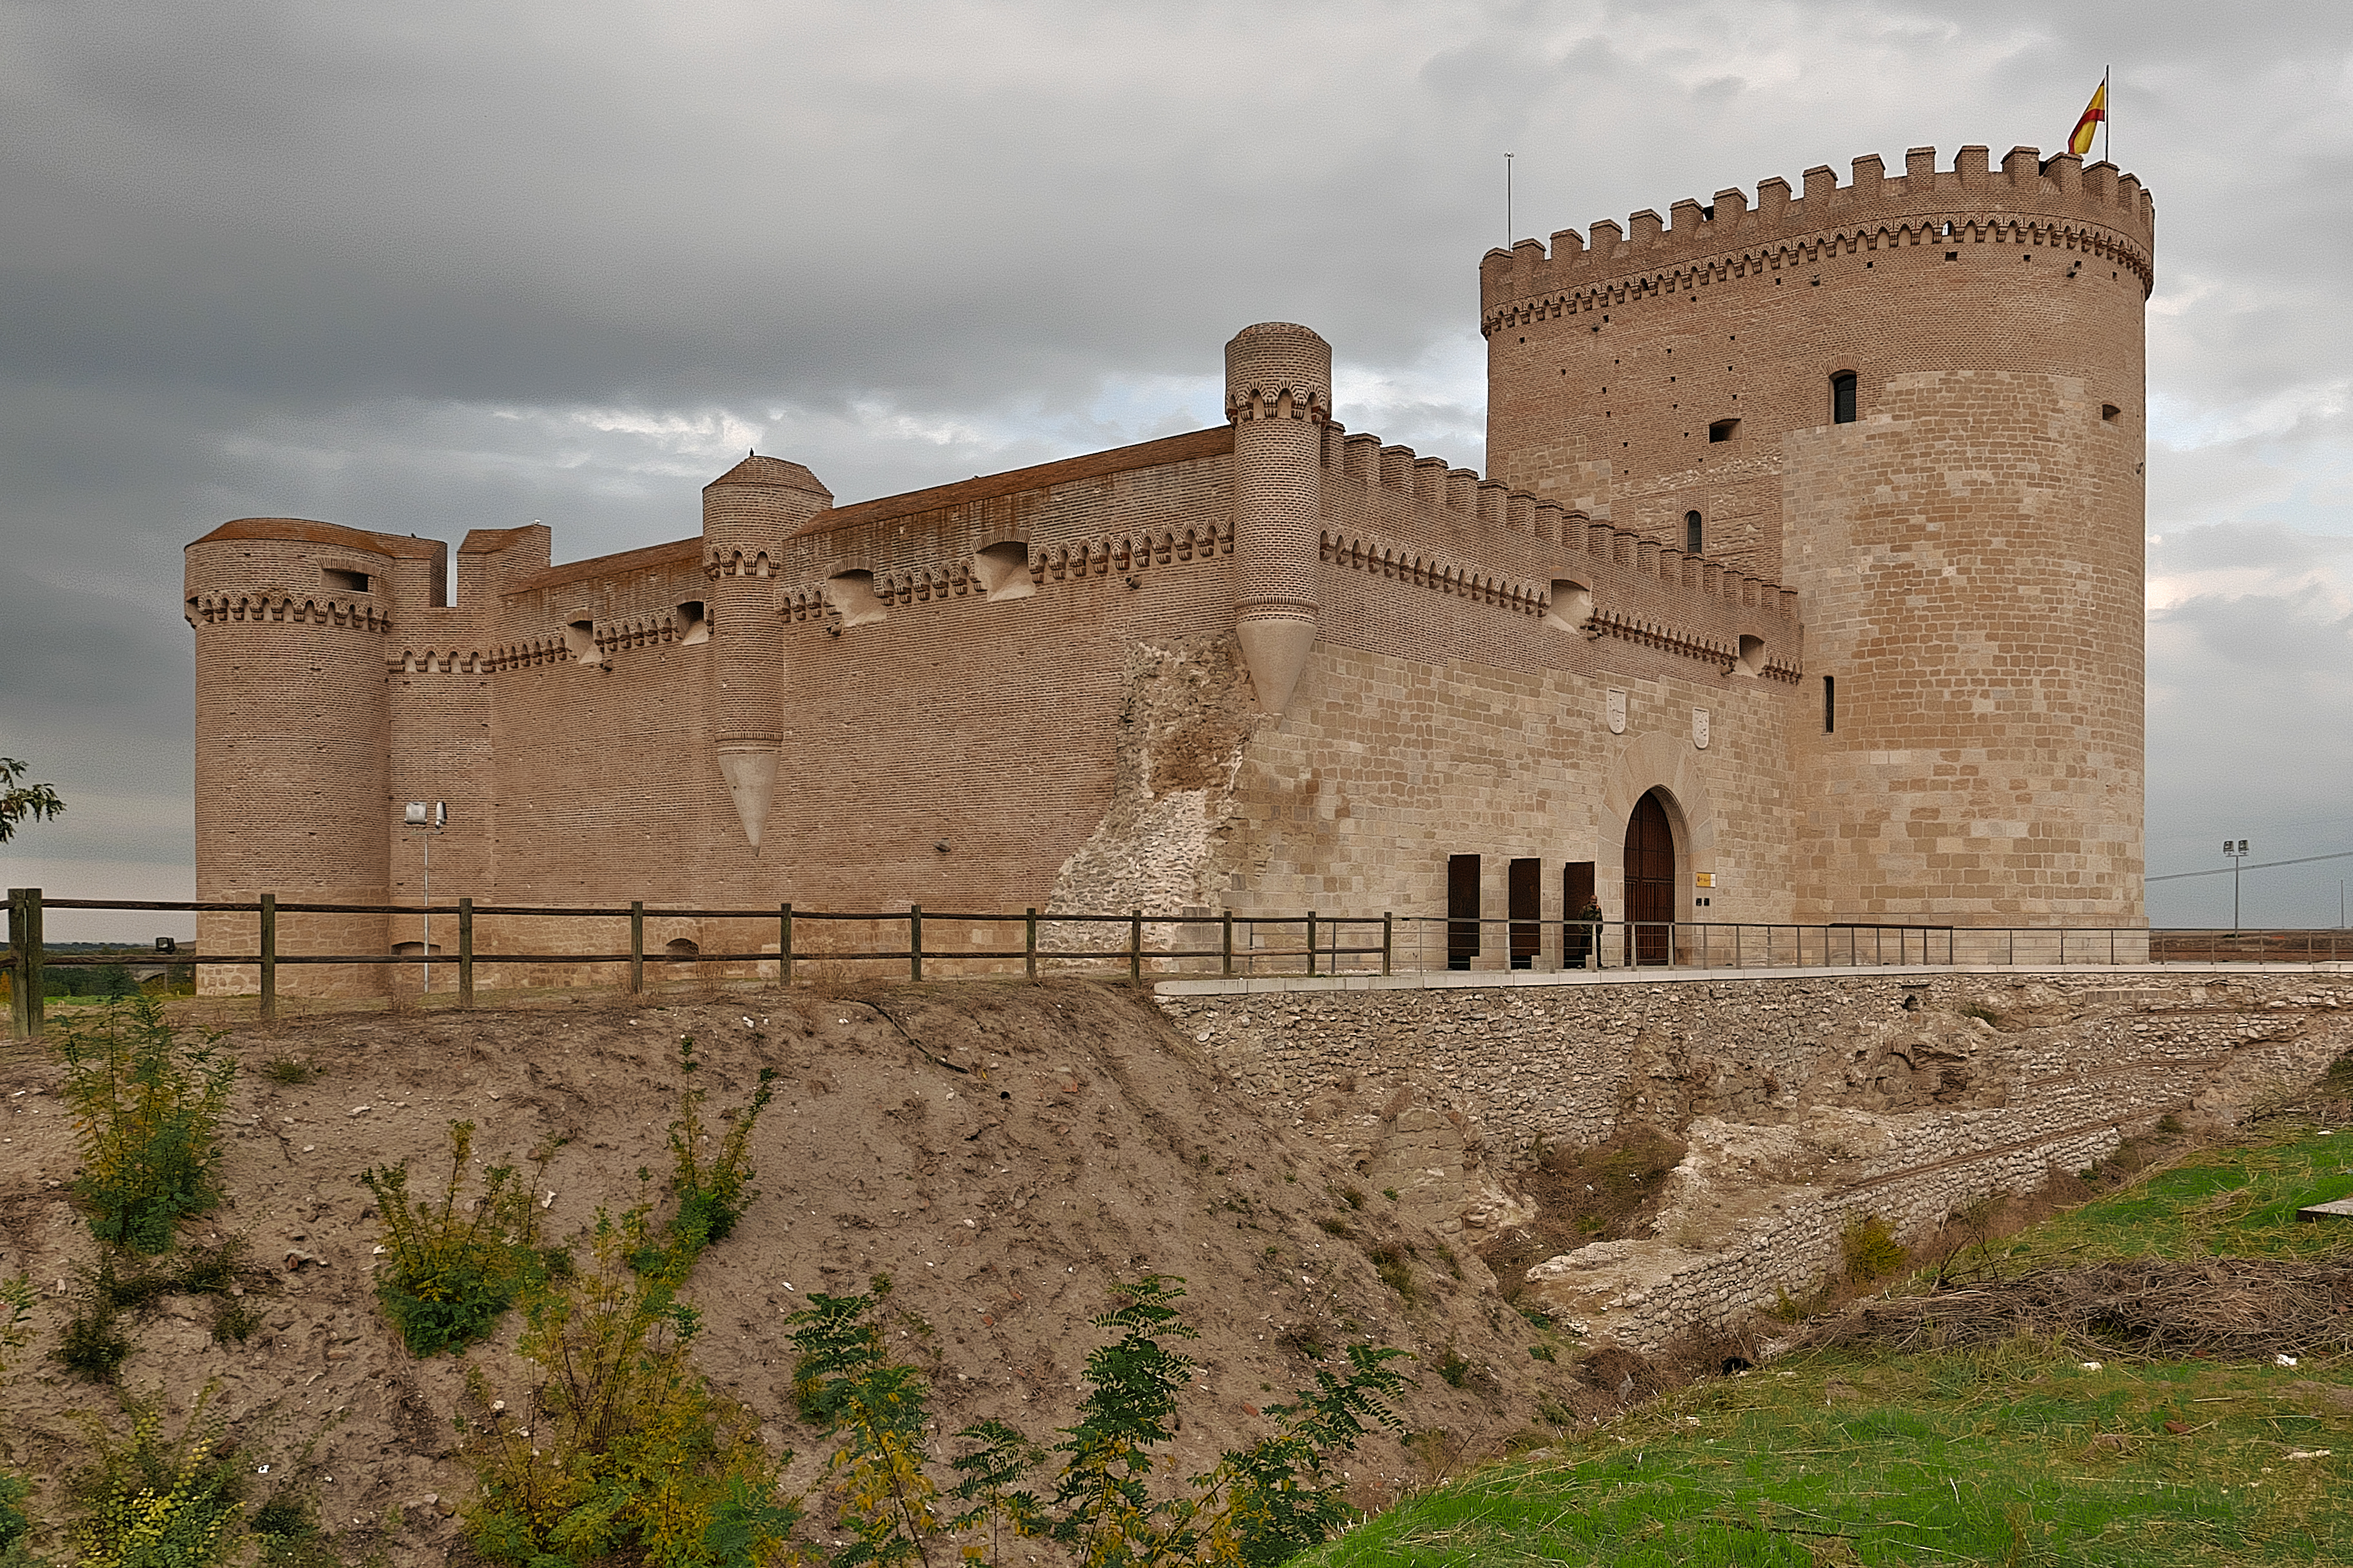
[0,980,1562,1564]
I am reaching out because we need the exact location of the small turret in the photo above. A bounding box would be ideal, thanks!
[1225,322,1331,715]
[702,455,831,846]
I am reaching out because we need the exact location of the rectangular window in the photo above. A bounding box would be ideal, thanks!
[1508,857,1541,970]
[322,567,371,594]
[1824,674,1836,733]
[1707,418,1739,443]
[1832,372,1858,425]
[1446,853,1481,971]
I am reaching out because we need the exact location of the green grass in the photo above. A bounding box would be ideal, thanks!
[2001,1126,2353,1268]
[1313,1123,2353,1567]
[1323,1346,2348,1565]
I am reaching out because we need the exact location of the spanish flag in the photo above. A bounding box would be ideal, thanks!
[2069,73,2108,158]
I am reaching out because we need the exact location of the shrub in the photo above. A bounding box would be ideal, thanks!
[259,1058,318,1086]
[787,1277,1406,1568]
[55,998,235,1254]
[664,1037,777,1253]
[786,1282,946,1566]
[72,1392,245,1568]
[1842,1213,1909,1285]
[461,1207,798,1567]
[58,1293,131,1383]
[360,1122,549,1356]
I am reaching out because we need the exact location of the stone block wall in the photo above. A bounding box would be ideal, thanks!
[1158,970,2352,1346]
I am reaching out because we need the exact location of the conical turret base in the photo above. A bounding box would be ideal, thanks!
[715,744,780,848]
[1238,615,1317,715]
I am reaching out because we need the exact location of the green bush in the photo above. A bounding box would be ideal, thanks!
[664,1037,776,1253]
[789,1276,1407,1568]
[785,1282,950,1567]
[71,1393,245,1568]
[461,1207,799,1568]
[57,1293,132,1383]
[360,1122,550,1356]
[55,998,235,1254]
[1841,1212,1908,1285]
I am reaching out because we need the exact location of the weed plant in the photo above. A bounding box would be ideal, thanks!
[55,998,235,1254]
[787,1281,953,1567]
[664,1036,776,1252]
[787,1275,1407,1568]
[0,1277,33,1554]
[461,1206,798,1568]
[71,1391,246,1568]
[360,1122,551,1356]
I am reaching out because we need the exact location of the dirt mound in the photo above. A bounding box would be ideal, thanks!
[1808,1258,2353,1362]
[0,981,1570,1563]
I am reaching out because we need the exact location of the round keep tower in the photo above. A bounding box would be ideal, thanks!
[701,455,832,849]
[1480,145,2153,924]
[185,520,443,994]
[1225,322,1332,715]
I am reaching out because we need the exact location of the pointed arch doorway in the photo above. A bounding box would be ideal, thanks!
[1623,788,1677,965]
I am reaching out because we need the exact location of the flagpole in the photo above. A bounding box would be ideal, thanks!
[2103,66,2110,163]
[1505,151,1515,249]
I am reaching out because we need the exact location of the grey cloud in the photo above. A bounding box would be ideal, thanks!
[7,0,2353,931]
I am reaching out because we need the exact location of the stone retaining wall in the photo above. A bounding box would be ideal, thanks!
[1157,970,2353,1347]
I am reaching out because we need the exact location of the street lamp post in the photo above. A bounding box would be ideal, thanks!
[2222,837,2248,934]
[404,802,446,992]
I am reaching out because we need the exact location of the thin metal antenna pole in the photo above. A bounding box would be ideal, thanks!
[421,831,431,994]
[1505,151,1514,248]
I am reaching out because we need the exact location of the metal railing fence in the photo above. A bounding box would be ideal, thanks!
[5,886,2346,1039]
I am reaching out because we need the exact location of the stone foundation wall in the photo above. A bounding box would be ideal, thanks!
[1158,969,2353,1347]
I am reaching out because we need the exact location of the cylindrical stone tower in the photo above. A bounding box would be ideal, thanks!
[184,520,441,994]
[1225,322,1331,715]
[700,455,832,848]
[1481,145,2153,924]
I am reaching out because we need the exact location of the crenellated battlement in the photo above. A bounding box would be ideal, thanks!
[1481,144,2154,329]
[1312,423,1800,619]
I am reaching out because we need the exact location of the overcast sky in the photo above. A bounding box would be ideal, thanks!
[3,0,2349,939]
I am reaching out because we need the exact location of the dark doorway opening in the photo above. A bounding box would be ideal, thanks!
[1447,853,1480,971]
[1508,858,1541,969]
[1562,860,1597,969]
[1622,790,1676,965]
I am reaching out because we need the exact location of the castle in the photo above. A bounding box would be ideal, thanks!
[185,142,2154,994]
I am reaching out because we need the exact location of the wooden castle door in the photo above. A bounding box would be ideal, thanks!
[1622,790,1676,965]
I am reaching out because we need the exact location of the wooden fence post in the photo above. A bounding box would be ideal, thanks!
[1129,909,1142,984]
[781,903,794,989]
[910,906,924,982]
[6,888,41,1041]
[1221,909,1234,979]
[457,897,475,1008]
[1024,909,1037,981]
[259,893,277,1024]
[628,901,644,994]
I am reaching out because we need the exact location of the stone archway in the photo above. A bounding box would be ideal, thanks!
[1597,729,1717,947]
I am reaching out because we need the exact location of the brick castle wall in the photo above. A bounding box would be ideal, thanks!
[181,138,2152,991]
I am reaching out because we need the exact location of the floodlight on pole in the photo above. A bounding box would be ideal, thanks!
[2222,837,2249,933]
[404,802,447,993]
